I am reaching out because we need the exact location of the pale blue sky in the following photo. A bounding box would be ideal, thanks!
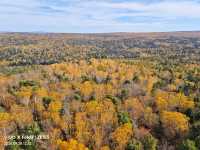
[0,0,200,33]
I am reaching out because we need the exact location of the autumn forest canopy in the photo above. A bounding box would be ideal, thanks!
[0,32,200,150]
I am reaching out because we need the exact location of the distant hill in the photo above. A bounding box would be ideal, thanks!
[0,31,200,65]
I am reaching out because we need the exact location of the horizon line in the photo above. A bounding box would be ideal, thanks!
[1,30,200,34]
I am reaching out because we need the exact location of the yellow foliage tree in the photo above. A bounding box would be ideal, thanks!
[111,123,133,150]
[57,139,88,150]
[80,81,93,100]
[146,75,158,94]
[142,107,158,128]
[49,101,62,112]
[76,100,117,149]
[161,111,189,138]
[16,87,32,98]
[35,87,48,98]
[49,91,63,101]
[176,93,194,112]
[84,100,102,114]
[15,87,32,105]
[0,112,12,128]
[100,146,110,150]
[75,112,90,144]
[156,96,168,112]
[180,99,194,112]
[10,105,33,128]
[48,100,63,126]
[124,98,144,121]
[155,90,194,112]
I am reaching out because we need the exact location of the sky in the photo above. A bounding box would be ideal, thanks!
[0,0,200,33]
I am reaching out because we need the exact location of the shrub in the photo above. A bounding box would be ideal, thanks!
[118,112,131,125]
[142,134,157,150]
[195,136,200,149]
[81,75,90,83]
[126,139,143,150]
[178,139,197,150]
[74,93,82,101]
[19,80,38,87]
[0,106,6,112]
[132,75,139,83]
[106,95,121,105]
[55,74,69,82]
[190,121,200,138]
[120,89,129,100]
[42,97,53,110]
[151,80,166,93]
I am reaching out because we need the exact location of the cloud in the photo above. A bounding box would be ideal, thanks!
[109,1,200,18]
[0,0,200,32]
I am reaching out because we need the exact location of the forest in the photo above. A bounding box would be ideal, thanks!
[0,32,200,150]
